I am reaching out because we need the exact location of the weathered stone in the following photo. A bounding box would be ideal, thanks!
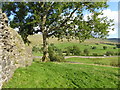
[0,9,33,89]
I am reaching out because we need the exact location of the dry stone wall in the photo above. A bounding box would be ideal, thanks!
[0,9,33,89]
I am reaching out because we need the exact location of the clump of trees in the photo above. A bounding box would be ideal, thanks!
[65,45,81,56]
[48,44,64,62]
[113,47,116,49]
[91,46,97,49]
[92,53,98,56]
[103,46,107,50]
[84,49,90,56]
[116,44,120,48]
[105,51,114,56]
[3,2,114,62]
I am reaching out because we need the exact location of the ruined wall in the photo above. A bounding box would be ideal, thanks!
[0,9,33,89]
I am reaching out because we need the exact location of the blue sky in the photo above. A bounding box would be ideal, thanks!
[107,2,118,11]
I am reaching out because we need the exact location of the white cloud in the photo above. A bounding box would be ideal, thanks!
[103,9,118,37]
[100,9,118,37]
[84,9,118,38]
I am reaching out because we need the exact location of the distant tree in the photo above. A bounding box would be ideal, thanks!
[92,46,97,49]
[113,47,116,49]
[3,2,114,62]
[105,51,114,56]
[103,46,107,50]
[116,44,120,48]
[84,49,89,56]
[65,45,81,56]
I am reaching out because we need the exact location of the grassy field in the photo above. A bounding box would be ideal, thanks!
[33,43,118,56]
[65,57,119,67]
[28,34,118,47]
[3,61,119,88]
[55,42,118,55]
[29,34,119,56]
[4,35,118,88]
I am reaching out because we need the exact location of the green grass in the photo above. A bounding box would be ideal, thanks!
[55,42,118,55]
[33,42,119,56]
[29,34,119,56]
[33,52,43,56]
[3,61,118,88]
[65,57,119,67]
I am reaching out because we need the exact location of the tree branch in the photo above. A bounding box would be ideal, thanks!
[48,7,78,33]
[47,23,73,37]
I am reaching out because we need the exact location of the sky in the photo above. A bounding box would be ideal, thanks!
[83,2,118,38]
[103,2,118,38]
[11,1,119,38]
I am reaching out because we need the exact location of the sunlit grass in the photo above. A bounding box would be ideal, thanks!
[29,34,119,56]
[3,60,118,88]
[65,57,119,67]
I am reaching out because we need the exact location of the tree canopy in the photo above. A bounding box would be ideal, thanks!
[2,2,114,61]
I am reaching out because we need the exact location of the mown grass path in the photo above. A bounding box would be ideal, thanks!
[33,56,119,68]
[64,61,118,68]
[34,56,119,59]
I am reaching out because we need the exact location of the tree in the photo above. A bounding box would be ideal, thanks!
[3,2,114,62]
[103,46,107,50]
[2,2,36,44]
[84,49,89,56]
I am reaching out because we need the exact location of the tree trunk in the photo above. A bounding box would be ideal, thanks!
[42,32,49,62]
